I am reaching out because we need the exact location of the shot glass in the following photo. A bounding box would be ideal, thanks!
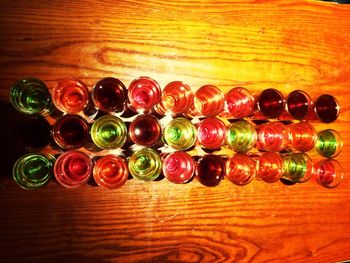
[223,87,254,119]
[13,153,55,190]
[129,114,162,147]
[282,153,313,183]
[256,152,284,183]
[128,76,161,112]
[226,120,257,152]
[93,155,129,189]
[316,129,343,158]
[196,155,225,187]
[193,85,224,117]
[163,151,195,184]
[52,114,89,150]
[128,148,162,181]
[197,117,226,149]
[314,159,344,188]
[92,77,127,113]
[226,153,256,185]
[256,122,290,152]
[54,150,93,188]
[314,94,340,123]
[160,81,193,114]
[286,90,313,120]
[256,88,285,119]
[10,77,52,115]
[288,121,317,152]
[91,115,127,149]
[164,117,196,150]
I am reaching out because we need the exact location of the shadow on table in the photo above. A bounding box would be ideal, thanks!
[0,101,26,178]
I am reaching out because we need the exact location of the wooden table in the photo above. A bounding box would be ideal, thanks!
[0,0,349,262]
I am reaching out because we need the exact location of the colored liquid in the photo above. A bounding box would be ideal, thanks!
[315,159,343,188]
[163,151,194,184]
[314,94,340,123]
[54,150,92,188]
[52,78,89,113]
[257,152,283,183]
[257,89,285,119]
[161,81,194,114]
[227,120,257,152]
[194,85,224,116]
[128,76,161,112]
[91,115,127,149]
[164,117,196,150]
[256,122,289,152]
[53,114,89,149]
[129,115,162,146]
[16,116,51,151]
[282,153,313,183]
[288,122,317,152]
[224,87,254,118]
[196,155,225,187]
[10,77,52,115]
[197,117,226,149]
[92,77,127,112]
[316,129,343,158]
[226,154,255,185]
[286,90,312,120]
[13,153,54,190]
[128,148,162,181]
[93,155,129,189]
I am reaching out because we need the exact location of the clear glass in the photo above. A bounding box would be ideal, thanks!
[160,81,193,114]
[15,115,51,151]
[314,159,344,188]
[52,78,89,114]
[93,155,128,189]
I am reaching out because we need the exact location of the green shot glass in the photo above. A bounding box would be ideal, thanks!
[226,120,257,152]
[316,129,343,158]
[164,117,196,150]
[91,115,127,149]
[10,77,52,115]
[282,153,313,183]
[128,148,162,181]
[13,153,55,190]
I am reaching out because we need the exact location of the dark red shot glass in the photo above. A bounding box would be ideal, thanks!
[52,114,89,150]
[314,94,340,123]
[129,114,162,147]
[196,155,225,187]
[92,77,127,113]
[286,90,313,120]
[256,88,285,119]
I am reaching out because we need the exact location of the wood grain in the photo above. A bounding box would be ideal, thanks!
[0,0,350,262]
